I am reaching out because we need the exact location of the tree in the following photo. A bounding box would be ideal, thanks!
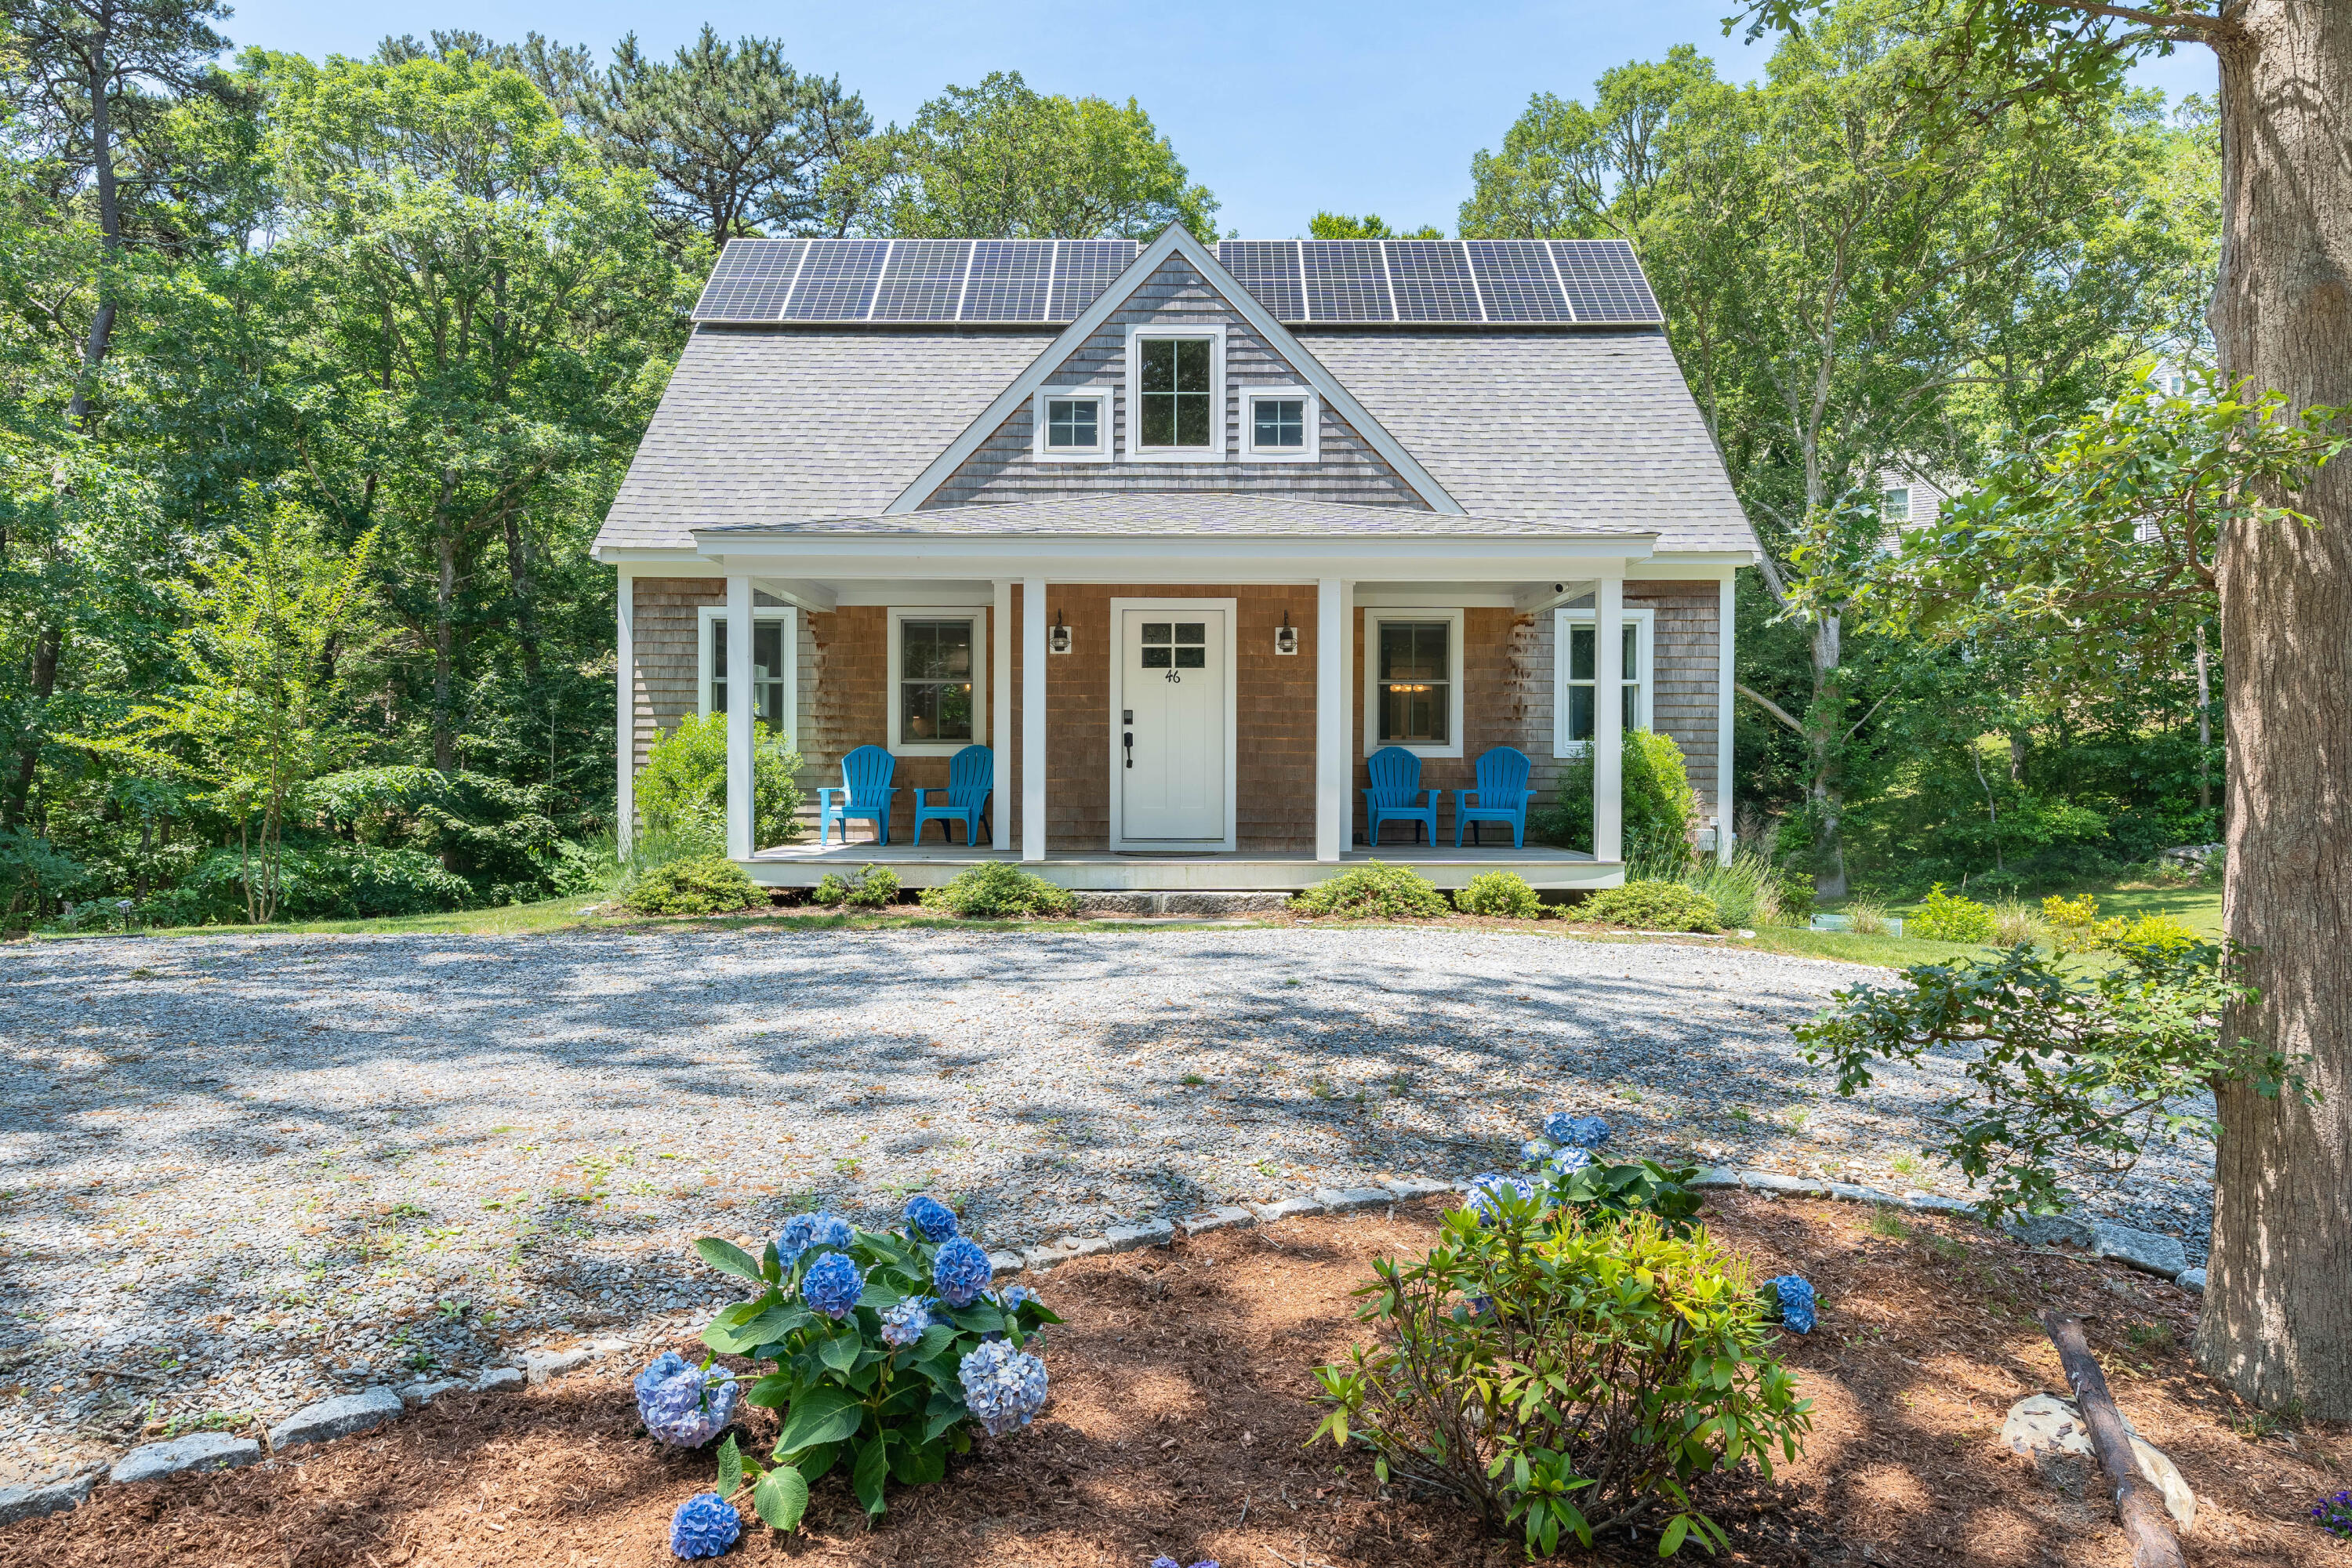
[1308,212,1442,239]
[850,71,1217,240]
[1740,0,2352,1417]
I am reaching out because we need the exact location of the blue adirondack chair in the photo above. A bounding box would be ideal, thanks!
[1361,745,1441,846]
[1454,746,1535,848]
[913,744,993,846]
[819,745,898,846]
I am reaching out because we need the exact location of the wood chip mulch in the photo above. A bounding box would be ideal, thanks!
[2,1195,2336,1567]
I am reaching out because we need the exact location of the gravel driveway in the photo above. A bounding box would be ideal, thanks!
[0,924,2215,1486]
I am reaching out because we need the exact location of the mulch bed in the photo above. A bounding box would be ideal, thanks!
[4,1195,2334,1568]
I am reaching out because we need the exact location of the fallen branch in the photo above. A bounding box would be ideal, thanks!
[2038,1309,2186,1568]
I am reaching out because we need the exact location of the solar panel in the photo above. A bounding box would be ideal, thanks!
[961,239,1055,321]
[1552,239,1662,323]
[1468,240,1573,321]
[1301,241,1392,321]
[780,238,889,320]
[1050,240,1140,318]
[870,240,971,320]
[1385,241,1483,321]
[691,239,805,321]
[1217,240,1304,320]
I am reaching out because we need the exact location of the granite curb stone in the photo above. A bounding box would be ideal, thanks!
[1250,1195,1327,1223]
[1315,1186,1397,1213]
[268,1387,403,1451]
[1102,1219,1176,1254]
[1177,1205,1256,1236]
[110,1431,262,1484]
[0,1475,94,1523]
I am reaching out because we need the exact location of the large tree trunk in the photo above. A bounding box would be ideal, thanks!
[1806,613,1849,899]
[432,524,457,775]
[2,625,64,830]
[66,29,122,430]
[2201,0,2352,1417]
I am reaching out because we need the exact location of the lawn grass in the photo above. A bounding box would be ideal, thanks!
[1730,924,1999,968]
[1871,872,2223,934]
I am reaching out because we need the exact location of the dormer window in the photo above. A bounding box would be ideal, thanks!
[1243,387,1319,460]
[1033,386,1109,461]
[1124,325,1226,461]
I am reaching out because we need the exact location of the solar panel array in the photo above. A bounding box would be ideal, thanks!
[689,236,1662,325]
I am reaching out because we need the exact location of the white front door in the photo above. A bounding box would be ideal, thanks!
[1116,606,1230,846]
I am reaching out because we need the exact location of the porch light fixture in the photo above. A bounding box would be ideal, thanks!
[1275,612,1298,655]
[1048,611,1073,655]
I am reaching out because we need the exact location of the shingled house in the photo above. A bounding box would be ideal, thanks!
[594,225,1759,893]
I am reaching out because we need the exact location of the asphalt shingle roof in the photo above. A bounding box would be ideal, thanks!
[691,492,1654,539]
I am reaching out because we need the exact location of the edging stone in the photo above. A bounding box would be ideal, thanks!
[110,1431,261,1485]
[269,1387,404,1451]
[0,1475,94,1523]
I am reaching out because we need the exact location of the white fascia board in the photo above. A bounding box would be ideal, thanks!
[1625,554,1755,580]
[698,534,1656,583]
[596,546,720,568]
[882,223,1466,516]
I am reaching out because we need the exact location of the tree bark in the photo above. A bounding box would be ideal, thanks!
[1806,613,1849,899]
[432,522,457,775]
[66,14,122,430]
[2,625,64,830]
[2203,0,2352,1417]
[2038,1312,2187,1568]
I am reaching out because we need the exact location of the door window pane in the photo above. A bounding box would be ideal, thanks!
[712,616,789,736]
[899,619,975,742]
[1139,338,1214,448]
[1377,621,1450,744]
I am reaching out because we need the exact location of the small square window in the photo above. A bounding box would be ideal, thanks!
[1047,398,1098,448]
[1253,398,1305,448]
[1033,387,1109,460]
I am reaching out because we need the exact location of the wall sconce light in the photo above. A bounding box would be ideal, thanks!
[1048,611,1073,655]
[1274,612,1299,655]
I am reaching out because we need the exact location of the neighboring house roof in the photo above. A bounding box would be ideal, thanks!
[692,492,1655,539]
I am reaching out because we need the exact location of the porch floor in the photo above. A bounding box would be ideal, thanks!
[742,838,1613,891]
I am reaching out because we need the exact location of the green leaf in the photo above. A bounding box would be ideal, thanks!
[706,1301,811,1354]
[818,1330,862,1374]
[1659,1513,1691,1557]
[695,1237,766,1284]
[752,1463,809,1531]
[774,1387,864,1454]
[851,1433,891,1515]
[923,1390,971,1444]
[717,1433,745,1498]
[745,1372,796,1409]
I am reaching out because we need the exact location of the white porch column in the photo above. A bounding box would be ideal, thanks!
[1315,577,1352,862]
[724,572,754,861]
[615,568,634,858]
[1021,576,1047,862]
[992,579,1012,851]
[1717,572,1737,866]
[1594,574,1624,866]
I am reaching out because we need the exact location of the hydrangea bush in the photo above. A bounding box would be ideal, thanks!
[1515,1111,1705,1231]
[680,1195,1058,1532]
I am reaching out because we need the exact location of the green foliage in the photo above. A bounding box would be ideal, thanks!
[1542,1159,1708,1233]
[1293,861,1450,920]
[1911,884,1995,943]
[0,828,85,924]
[693,1216,1059,1527]
[1454,871,1542,919]
[1539,730,1697,853]
[1679,849,1797,929]
[303,766,567,901]
[916,861,1074,919]
[1580,879,1722,933]
[1309,212,1443,240]
[636,713,804,848]
[813,863,902,910]
[1795,940,2292,1219]
[1311,1204,1810,1556]
[2039,894,2196,959]
[624,854,763,916]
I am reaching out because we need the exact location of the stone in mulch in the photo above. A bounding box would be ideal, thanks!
[108,1432,260,1485]
[267,1388,402,1451]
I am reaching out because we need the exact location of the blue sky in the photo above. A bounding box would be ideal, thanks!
[223,1,2218,238]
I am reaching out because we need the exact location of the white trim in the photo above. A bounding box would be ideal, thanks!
[724,575,755,860]
[1315,578,1352,861]
[884,223,1465,514]
[1717,571,1737,866]
[1240,384,1320,462]
[1122,324,1228,463]
[1031,385,1112,463]
[1362,607,1465,759]
[615,567,635,855]
[886,606,989,757]
[1552,605,1654,757]
[1107,597,1239,852]
[992,579,1013,853]
[1592,579,1624,864]
[696,604,800,738]
[1021,578,1047,861]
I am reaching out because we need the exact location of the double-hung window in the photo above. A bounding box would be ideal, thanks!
[1554,607,1653,754]
[698,604,797,738]
[1033,386,1110,461]
[887,608,988,756]
[1125,326,1225,459]
[1364,609,1464,757]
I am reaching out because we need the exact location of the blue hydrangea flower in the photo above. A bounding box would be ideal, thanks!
[640,1362,739,1447]
[633,1350,691,1406]
[669,1492,742,1559]
[775,1210,855,1272]
[1519,1138,1552,1163]
[803,1250,865,1319]
[1546,1146,1595,1178]
[933,1236,994,1307]
[1761,1274,1817,1334]
[902,1193,960,1242]
[879,1294,938,1348]
[1542,1112,1611,1149]
[959,1338,1050,1436]
[1466,1171,1537,1223]
[993,1284,1038,1312]
[1150,1559,1220,1568]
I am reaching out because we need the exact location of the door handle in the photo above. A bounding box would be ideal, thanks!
[1123,731,1134,769]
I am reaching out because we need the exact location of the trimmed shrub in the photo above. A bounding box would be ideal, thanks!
[1455,871,1542,919]
[1293,861,1450,919]
[637,713,805,848]
[1537,729,1699,853]
[1312,1207,1810,1557]
[625,855,764,916]
[1912,884,1995,943]
[811,863,900,909]
[1579,879,1720,933]
[917,861,1076,918]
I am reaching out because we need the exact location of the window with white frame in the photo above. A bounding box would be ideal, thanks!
[1033,386,1110,460]
[1242,386,1318,460]
[887,608,988,755]
[1553,606,1653,755]
[1124,325,1225,459]
[1363,609,1464,757]
[1880,486,1911,523]
[698,605,797,738]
